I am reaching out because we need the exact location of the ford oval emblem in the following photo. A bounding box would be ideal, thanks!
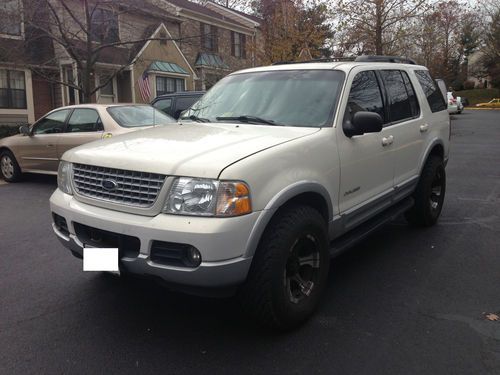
[101,179,118,191]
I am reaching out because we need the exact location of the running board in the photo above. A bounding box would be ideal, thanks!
[329,197,414,257]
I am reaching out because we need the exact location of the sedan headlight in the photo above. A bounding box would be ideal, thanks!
[57,161,73,195]
[163,177,251,217]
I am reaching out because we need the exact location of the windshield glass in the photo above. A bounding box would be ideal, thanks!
[181,70,345,127]
[107,105,176,128]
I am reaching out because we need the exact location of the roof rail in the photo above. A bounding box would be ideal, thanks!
[354,55,417,64]
[272,57,356,65]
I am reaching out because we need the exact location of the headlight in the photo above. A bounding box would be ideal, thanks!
[57,161,73,195]
[163,177,251,217]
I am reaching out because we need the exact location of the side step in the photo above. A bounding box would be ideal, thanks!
[329,197,414,257]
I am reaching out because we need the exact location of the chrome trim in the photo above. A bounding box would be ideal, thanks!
[72,163,166,208]
[21,157,59,161]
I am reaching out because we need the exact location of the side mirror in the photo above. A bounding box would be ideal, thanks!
[19,125,31,136]
[344,111,383,137]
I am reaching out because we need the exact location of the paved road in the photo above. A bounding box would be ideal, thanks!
[1,110,499,374]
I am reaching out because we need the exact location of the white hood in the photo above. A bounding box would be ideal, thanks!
[63,123,320,178]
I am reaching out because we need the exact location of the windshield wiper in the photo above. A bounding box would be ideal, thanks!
[216,115,282,126]
[182,114,210,123]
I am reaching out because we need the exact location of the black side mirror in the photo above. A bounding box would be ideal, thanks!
[19,125,31,136]
[344,111,383,137]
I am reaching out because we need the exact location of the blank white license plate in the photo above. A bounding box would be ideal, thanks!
[83,247,119,272]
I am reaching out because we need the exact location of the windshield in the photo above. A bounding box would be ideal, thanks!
[107,105,176,128]
[181,70,345,127]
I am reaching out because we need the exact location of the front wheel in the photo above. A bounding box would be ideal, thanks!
[0,150,22,182]
[240,205,329,330]
[405,156,446,227]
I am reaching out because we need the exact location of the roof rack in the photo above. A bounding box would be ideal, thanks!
[271,55,417,66]
[354,55,417,64]
[272,57,355,65]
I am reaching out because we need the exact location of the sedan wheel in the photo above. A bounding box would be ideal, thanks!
[0,151,22,182]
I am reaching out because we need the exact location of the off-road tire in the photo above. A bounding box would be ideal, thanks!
[0,150,22,182]
[240,205,329,331]
[405,156,446,227]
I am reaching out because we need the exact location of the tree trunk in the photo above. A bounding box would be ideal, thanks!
[375,1,383,55]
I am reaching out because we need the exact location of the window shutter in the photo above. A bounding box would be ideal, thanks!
[242,34,247,59]
[231,31,235,56]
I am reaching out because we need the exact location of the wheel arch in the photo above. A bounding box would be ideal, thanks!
[244,182,332,258]
[419,140,445,175]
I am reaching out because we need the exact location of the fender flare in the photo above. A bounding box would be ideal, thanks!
[243,181,333,258]
[418,138,445,175]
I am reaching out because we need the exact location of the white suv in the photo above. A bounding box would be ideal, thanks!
[50,56,450,330]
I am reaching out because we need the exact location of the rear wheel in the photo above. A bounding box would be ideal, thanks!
[240,205,329,330]
[406,156,446,227]
[0,150,22,182]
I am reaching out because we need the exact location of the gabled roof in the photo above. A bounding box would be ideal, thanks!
[205,1,261,24]
[164,0,252,29]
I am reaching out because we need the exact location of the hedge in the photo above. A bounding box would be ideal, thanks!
[0,124,23,140]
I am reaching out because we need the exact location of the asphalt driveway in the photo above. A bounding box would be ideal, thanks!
[0,109,499,374]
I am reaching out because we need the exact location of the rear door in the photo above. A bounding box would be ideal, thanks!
[56,108,104,158]
[378,69,423,197]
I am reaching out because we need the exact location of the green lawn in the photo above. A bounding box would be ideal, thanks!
[454,88,500,106]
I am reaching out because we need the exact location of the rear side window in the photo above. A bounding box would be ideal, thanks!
[401,71,420,117]
[345,71,385,123]
[66,109,102,133]
[153,98,173,115]
[175,96,201,118]
[380,70,413,123]
[415,70,447,112]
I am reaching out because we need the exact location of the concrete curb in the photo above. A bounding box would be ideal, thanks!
[464,107,500,110]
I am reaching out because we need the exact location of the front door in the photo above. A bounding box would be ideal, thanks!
[57,108,104,158]
[336,69,394,230]
[16,109,71,173]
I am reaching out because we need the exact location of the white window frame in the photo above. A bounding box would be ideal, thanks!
[153,73,187,97]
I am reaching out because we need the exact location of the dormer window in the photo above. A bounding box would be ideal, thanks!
[0,0,22,37]
[90,8,119,43]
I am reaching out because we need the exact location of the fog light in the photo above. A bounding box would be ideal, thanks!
[185,246,202,267]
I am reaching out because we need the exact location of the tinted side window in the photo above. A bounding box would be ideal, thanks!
[66,109,102,132]
[153,98,173,115]
[33,109,71,134]
[175,96,201,118]
[380,70,412,123]
[345,71,385,123]
[401,71,420,117]
[415,70,447,112]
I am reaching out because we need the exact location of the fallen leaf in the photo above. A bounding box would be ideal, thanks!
[484,313,499,321]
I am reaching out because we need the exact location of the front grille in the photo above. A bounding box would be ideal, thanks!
[72,163,166,207]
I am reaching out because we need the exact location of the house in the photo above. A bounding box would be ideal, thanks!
[0,0,262,125]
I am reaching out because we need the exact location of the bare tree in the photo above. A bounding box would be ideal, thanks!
[1,0,202,103]
[336,0,428,55]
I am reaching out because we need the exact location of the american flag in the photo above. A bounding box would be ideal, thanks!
[137,71,151,101]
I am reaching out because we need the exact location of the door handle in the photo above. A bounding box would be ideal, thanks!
[382,135,394,147]
[47,144,55,147]
[420,124,429,133]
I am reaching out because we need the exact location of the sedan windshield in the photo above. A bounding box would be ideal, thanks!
[107,105,176,128]
[181,70,345,128]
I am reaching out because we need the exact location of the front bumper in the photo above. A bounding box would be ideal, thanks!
[50,189,260,290]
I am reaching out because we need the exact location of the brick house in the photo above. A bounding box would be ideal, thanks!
[0,0,262,125]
